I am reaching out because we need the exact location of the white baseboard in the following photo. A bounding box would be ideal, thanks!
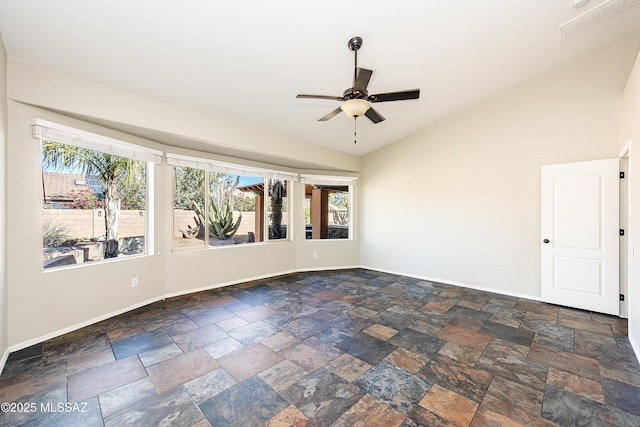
[162,269,298,300]
[364,266,640,363]
[630,332,640,366]
[163,266,361,299]
[0,347,9,375]
[294,265,361,273]
[360,265,544,302]
[8,295,165,353]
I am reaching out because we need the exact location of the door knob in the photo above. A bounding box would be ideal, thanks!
[543,239,550,244]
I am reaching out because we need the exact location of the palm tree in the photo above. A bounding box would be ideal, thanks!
[269,179,284,239]
[42,141,145,258]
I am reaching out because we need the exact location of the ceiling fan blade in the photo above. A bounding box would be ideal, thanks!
[318,107,343,121]
[365,107,386,124]
[369,89,420,103]
[296,94,343,101]
[353,68,373,93]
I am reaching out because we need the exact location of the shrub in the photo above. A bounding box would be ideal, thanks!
[43,220,70,248]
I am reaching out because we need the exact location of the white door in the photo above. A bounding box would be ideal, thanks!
[541,158,619,315]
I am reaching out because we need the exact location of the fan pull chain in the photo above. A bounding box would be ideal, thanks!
[354,117,357,144]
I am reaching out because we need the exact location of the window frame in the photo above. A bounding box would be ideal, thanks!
[167,153,298,251]
[266,178,291,242]
[34,119,161,269]
[172,165,207,251]
[207,170,265,246]
[300,174,357,241]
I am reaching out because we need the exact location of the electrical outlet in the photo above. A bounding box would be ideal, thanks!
[131,277,138,288]
[313,252,318,259]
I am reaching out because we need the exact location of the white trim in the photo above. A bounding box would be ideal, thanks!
[42,252,152,274]
[300,174,357,186]
[360,265,545,301]
[166,152,299,181]
[166,152,212,170]
[294,265,360,273]
[7,295,165,353]
[631,334,640,366]
[620,139,632,158]
[621,139,638,364]
[146,164,155,255]
[210,159,298,181]
[161,269,297,299]
[620,148,630,318]
[32,118,163,164]
[0,348,8,375]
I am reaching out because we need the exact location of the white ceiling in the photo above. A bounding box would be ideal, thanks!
[1,0,640,157]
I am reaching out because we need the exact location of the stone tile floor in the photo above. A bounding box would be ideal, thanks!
[1,269,639,426]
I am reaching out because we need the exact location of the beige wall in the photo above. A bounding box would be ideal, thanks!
[0,30,8,368]
[5,62,360,349]
[361,37,640,302]
[621,47,640,359]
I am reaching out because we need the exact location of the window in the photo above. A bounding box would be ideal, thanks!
[267,179,288,240]
[168,153,296,250]
[209,172,263,246]
[34,119,161,269]
[301,174,356,240]
[173,166,206,249]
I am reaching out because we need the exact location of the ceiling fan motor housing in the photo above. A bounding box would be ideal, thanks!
[343,88,368,100]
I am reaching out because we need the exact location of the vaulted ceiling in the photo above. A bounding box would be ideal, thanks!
[1,0,640,156]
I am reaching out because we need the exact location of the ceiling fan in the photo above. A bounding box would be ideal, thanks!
[296,36,420,125]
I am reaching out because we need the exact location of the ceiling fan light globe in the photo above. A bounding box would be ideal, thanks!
[341,99,370,117]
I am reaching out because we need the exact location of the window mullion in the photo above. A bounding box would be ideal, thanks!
[264,178,269,241]
[146,162,154,254]
[204,171,210,246]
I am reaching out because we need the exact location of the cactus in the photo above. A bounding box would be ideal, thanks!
[193,201,242,240]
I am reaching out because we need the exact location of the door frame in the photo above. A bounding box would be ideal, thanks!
[620,142,631,318]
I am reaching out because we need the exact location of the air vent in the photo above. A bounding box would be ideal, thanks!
[561,0,640,41]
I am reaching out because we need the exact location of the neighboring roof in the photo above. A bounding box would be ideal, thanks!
[237,182,348,196]
[42,172,91,201]
[237,183,267,195]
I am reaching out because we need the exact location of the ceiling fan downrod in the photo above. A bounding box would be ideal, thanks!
[348,36,363,89]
